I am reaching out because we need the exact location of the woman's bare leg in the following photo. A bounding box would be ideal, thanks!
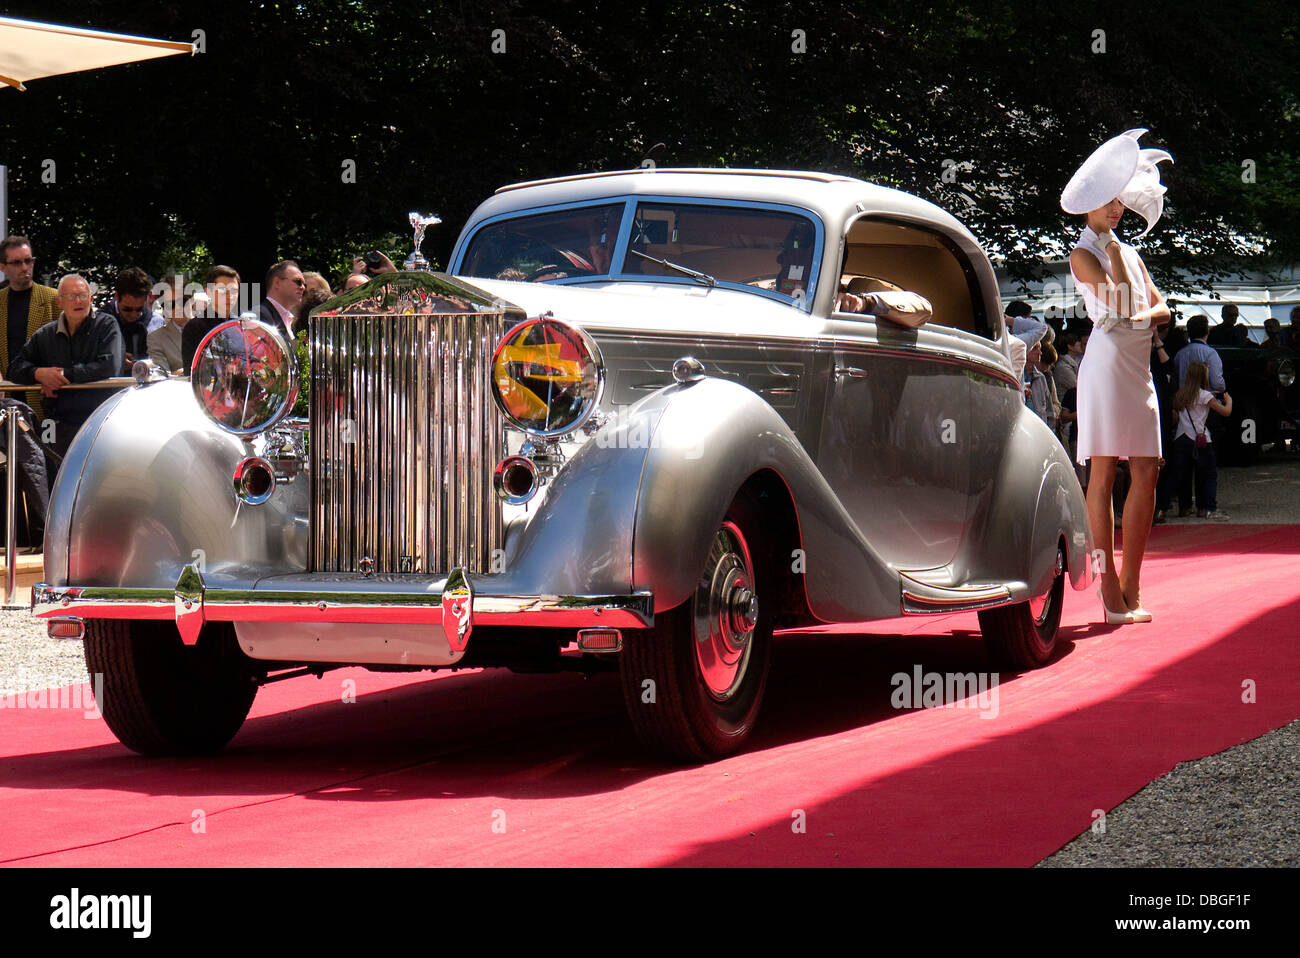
[1120,456,1160,608]
[1086,457,1126,611]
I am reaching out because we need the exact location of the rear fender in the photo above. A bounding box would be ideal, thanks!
[967,406,1091,592]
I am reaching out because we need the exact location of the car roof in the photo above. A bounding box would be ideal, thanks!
[464,168,976,243]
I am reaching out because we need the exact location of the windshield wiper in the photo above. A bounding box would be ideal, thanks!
[627,249,717,288]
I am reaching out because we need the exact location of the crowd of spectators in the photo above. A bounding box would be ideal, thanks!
[0,233,397,547]
[1006,299,1300,524]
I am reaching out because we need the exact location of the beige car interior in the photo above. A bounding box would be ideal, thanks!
[840,218,980,335]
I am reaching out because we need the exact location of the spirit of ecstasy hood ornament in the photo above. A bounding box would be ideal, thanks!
[404,211,442,271]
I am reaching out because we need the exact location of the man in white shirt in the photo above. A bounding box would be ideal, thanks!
[259,260,303,336]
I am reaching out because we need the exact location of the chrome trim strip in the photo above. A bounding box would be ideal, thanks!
[833,341,1021,391]
[32,582,655,629]
[900,589,1012,615]
[593,327,1018,390]
[899,572,1014,615]
[493,168,851,195]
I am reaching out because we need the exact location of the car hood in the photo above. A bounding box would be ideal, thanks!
[459,276,817,338]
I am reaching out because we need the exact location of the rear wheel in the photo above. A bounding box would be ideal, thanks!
[84,619,260,756]
[978,541,1066,669]
[619,490,776,762]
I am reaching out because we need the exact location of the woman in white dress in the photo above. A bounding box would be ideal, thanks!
[1061,129,1173,624]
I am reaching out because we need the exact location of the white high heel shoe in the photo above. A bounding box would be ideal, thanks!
[1123,593,1153,623]
[1099,586,1135,625]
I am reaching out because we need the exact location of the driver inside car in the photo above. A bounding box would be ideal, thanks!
[775,221,816,299]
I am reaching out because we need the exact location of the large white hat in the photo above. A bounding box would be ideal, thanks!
[1060,128,1173,237]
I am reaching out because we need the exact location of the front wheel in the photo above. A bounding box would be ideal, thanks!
[978,541,1066,669]
[84,619,260,756]
[619,490,776,762]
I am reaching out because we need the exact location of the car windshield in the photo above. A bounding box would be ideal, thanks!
[460,204,622,282]
[622,202,818,303]
[461,199,820,304]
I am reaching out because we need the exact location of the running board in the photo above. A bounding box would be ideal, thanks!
[898,573,1022,614]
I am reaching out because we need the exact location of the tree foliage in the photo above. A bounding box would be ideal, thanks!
[1,0,1296,295]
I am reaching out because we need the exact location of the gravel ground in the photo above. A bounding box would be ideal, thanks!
[0,610,87,697]
[1040,720,1300,866]
[2,451,1295,865]
[1182,444,1300,524]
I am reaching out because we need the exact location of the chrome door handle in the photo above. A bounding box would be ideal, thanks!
[834,366,867,380]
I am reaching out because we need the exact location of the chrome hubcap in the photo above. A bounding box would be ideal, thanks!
[1030,548,1065,627]
[693,521,757,701]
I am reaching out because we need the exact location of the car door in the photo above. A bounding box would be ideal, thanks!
[815,215,1011,573]
[818,315,972,571]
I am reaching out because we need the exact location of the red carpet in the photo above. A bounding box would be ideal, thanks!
[2,523,1297,867]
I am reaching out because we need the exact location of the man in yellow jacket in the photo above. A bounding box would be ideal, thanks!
[1,236,59,417]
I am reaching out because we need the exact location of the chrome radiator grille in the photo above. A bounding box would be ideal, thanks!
[310,310,507,574]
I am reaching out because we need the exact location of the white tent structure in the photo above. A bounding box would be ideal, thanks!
[999,260,1300,341]
[0,16,193,236]
[0,16,192,91]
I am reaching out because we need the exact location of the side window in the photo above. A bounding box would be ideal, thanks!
[840,219,992,338]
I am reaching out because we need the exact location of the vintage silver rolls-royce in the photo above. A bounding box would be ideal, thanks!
[32,169,1091,761]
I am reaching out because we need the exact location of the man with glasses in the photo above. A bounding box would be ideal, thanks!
[0,237,59,404]
[101,267,153,375]
[6,274,124,458]
[260,260,303,336]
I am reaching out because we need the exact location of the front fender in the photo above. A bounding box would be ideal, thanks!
[630,376,899,620]
[45,380,309,590]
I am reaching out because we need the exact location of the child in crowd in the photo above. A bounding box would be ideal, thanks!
[1171,360,1232,520]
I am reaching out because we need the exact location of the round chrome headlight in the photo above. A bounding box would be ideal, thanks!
[191,318,299,436]
[491,316,604,437]
[1278,359,1295,388]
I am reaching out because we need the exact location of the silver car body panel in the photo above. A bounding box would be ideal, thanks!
[35,168,1091,661]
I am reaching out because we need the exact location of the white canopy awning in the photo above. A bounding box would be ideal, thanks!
[1000,263,1300,333]
[0,16,192,90]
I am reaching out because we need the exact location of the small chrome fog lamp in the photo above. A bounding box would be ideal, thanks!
[494,455,539,504]
[233,456,276,505]
[491,316,604,437]
[191,318,299,435]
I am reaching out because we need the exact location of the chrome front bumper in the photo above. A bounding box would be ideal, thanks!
[31,563,654,652]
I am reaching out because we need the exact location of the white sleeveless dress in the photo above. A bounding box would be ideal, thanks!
[1071,225,1161,465]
